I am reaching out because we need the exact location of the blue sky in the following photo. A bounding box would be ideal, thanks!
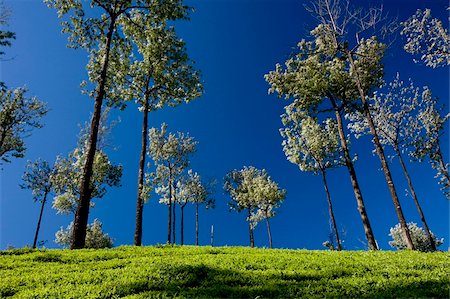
[1,0,448,250]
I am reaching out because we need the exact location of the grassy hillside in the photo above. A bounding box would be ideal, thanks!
[0,246,448,298]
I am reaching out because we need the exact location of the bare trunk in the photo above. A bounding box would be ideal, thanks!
[72,17,116,249]
[181,205,185,245]
[172,196,176,244]
[195,202,199,246]
[395,146,436,251]
[329,95,378,250]
[320,170,342,251]
[33,192,48,249]
[347,51,414,250]
[134,96,150,246]
[248,208,254,248]
[167,168,172,244]
[265,217,272,249]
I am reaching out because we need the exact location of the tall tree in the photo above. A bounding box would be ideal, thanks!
[265,23,378,250]
[0,88,48,163]
[20,159,54,248]
[150,123,197,244]
[401,8,450,68]
[121,21,202,246]
[280,107,344,250]
[347,74,439,250]
[267,0,416,250]
[45,0,191,249]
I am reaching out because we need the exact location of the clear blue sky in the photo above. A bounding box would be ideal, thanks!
[1,0,448,250]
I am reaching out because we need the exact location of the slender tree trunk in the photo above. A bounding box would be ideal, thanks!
[248,208,254,248]
[181,205,185,245]
[167,168,172,244]
[195,202,199,246]
[346,52,415,250]
[72,17,116,249]
[395,146,436,251]
[320,170,342,251]
[172,197,176,244]
[134,95,150,246]
[329,95,378,250]
[265,217,272,249]
[33,191,48,249]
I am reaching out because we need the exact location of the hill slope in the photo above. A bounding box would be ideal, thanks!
[1,246,448,298]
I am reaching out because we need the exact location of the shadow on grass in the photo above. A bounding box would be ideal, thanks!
[114,264,448,298]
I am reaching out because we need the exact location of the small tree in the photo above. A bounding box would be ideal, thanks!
[174,170,214,246]
[281,106,344,250]
[149,123,197,244]
[401,8,450,68]
[0,88,48,163]
[248,173,285,249]
[389,222,443,252]
[20,159,54,248]
[55,219,113,249]
[225,166,284,248]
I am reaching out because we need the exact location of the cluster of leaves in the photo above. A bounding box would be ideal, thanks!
[149,123,197,203]
[51,149,122,214]
[346,74,449,198]
[55,219,113,249]
[174,170,214,208]
[224,166,286,227]
[281,107,344,173]
[0,88,48,163]
[0,246,448,298]
[401,8,450,68]
[389,222,444,252]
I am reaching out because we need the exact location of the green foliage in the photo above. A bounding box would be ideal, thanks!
[55,219,113,249]
[0,0,16,89]
[0,246,448,298]
[389,222,444,252]
[51,114,122,214]
[0,87,48,163]
[20,159,54,202]
[401,8,450,68]
[280,108,344,173]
